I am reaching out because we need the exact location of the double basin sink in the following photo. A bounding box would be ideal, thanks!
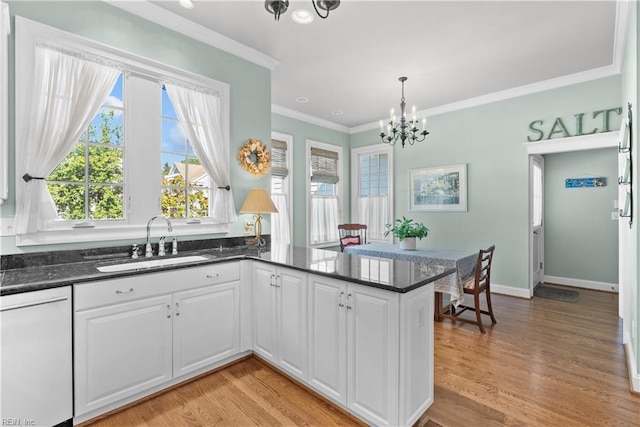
[96,255,210,273]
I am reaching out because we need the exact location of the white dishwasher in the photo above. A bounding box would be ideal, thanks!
[0,286,73,427]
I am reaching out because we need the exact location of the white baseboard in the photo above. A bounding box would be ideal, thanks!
[624,331,640,393]
[543,275,618,293]
[490,283,532,299]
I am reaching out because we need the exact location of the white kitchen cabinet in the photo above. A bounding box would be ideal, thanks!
[0,287,72,426]
[74,294,173,415]
[253,263,307,381]
[74,262,241,419]
[173,281,240,377]
[308,274,399,426]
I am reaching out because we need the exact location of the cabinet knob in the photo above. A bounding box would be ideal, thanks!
[338,291,344,307]
[206,273,220,279]
[166,304,171,318]
[346,293,352,310]
[115,288,134,294]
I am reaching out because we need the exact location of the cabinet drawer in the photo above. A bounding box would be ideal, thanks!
[75,262,240,311]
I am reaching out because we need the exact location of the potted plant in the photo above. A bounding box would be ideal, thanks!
[384,216,429,250]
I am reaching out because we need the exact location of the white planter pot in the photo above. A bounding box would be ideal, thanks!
[399,237,417,250]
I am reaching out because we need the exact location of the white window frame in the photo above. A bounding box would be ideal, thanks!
[271,131,293,243]
[14,17,231,246]
[306,139,343,248]
[351,144,394,242]
[0,2,9,205]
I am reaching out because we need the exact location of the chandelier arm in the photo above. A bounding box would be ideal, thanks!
[312,1,331,18]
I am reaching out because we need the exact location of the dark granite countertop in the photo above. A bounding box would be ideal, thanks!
[1,242,455,296]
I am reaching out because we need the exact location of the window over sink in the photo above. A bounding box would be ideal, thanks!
[14,18,231,246]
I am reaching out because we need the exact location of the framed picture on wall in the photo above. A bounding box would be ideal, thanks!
[409,164,467,212]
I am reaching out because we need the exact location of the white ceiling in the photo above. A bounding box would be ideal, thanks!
[142,0,621,130]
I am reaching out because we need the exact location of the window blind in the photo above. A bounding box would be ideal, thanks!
[271,139,288,177]
[311,147,339,184]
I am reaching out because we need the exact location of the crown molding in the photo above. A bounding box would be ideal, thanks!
[350,64,621,135]
[101,0,279,71]
[271,105,351,134]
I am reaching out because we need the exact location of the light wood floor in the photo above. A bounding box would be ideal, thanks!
[86,284,640,426]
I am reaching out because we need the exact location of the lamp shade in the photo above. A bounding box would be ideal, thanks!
[239,188,278,214]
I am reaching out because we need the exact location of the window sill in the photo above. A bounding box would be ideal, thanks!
[15,221,230,247]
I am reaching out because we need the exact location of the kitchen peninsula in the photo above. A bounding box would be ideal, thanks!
[1,242,454,427]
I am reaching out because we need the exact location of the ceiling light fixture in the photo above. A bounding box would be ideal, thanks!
[178,0,195,10]
[292,9,314,24]
[379,77,429,148]
[264,1,340,21]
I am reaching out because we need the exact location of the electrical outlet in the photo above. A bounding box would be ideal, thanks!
[613,199,618,209]
[243,221,254,235]
[0,216,15,237]
[612,211,619,220]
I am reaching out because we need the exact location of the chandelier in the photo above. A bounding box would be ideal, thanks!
[264,1,340,21]
[379,77,429,148]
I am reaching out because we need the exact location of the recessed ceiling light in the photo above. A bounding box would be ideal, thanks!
[296,97,309,103]
[292,9,314,24]
[332,110,344,115]
[178,0,195,10]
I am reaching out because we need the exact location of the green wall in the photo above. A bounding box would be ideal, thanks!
[351,76,622,291]
[544,148,618,283]
[0,1,271,254]
[271,113,350,247]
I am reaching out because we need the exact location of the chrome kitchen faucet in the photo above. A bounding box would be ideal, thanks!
[146,215,173,257]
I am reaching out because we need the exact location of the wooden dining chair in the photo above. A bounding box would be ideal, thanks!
[440,245,497,333]
[338,224,367,252]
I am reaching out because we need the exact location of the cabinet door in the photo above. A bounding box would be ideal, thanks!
[75,294,173,416]
[253,263,277,362]
[276,268,307,381]
[307,275,347,404]
[173,281,240,377]
[347,284,399,426]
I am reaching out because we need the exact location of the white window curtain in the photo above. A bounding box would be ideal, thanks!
[310,197,339,244]
[309,146,340,245]
[358,196,390,241]
[271,193,290,244]
[15,47,120,234]
[165,84,236,224]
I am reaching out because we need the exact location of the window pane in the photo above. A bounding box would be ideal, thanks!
[161,87,177,119]
[48,144,85,182]
[360,155,369,171]
[188,188,209,218]
[370,154,379,174]
[380,174,389,196]
[89,146,123,183]
[380,154,388,173]
[162,119,186,154]
[532,163,542,227]
[89,185,124,219]
[89,108,123,146]
[161,186,187,219]
[47,183,85,220]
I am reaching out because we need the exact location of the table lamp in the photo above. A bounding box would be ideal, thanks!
[239,188,278,241]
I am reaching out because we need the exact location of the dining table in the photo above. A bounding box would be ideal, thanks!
[344,243,477,320]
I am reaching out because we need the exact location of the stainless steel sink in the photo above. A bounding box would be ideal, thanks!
[96,255,209,273]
